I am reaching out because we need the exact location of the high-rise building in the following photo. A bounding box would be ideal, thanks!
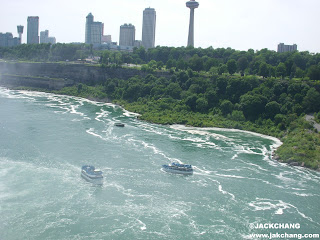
[40,30,56,44]
[119,24,135,47]
[40,30,48,43]
[134,40,142,48]
[27,16,39,44]
[142,8,156,49]
[277,43,297,53]
[85,13,103,45]
[101,35,112,44]
[85,13,94,43]
[17,25,24,44]
[0,32,21,47]
[186,0,199,47]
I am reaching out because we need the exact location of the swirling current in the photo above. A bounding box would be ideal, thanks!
[0,87,319,240]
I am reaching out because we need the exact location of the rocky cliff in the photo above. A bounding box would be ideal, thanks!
[0,62,171,90]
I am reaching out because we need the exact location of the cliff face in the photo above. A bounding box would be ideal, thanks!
[0,62,171,90]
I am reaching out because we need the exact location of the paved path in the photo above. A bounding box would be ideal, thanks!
[305,115,320,132]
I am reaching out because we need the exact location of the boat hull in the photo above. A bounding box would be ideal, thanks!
[81,172,103,185]
[162,166,193,175]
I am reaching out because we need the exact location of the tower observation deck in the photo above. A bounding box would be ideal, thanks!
[17,25,24,44]
[186,0,199,47]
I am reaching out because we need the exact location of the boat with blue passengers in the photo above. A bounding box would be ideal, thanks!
[162,162,193,175]
[81,165,103,185]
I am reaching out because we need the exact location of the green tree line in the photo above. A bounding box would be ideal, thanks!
[1,44,320,80]
[0,43,91,62]
[101,46,320,80]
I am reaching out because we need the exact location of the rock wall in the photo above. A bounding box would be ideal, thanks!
[0,74,74,90]
[0,62,171,89]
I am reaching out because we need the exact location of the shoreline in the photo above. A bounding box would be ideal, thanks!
[1,85,319,172]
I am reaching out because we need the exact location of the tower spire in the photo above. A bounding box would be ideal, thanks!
[186,0,199,47]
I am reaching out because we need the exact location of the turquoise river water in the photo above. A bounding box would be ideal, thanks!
[0,87,319,240]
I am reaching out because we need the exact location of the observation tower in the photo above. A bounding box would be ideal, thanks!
[17,25,24,44]
[186,0,199,47]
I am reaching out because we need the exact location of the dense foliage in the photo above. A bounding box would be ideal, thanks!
[1,44,320,80]
[101,46,320,80]
[0,43,91,62]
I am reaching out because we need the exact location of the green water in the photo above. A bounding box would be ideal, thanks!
[0,87,319,240]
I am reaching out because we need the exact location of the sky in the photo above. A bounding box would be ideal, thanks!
[1,0,320,53]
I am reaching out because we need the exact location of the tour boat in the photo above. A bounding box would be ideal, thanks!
[162,162,193,175]
[81,165,103,185]
[114,122,125,127]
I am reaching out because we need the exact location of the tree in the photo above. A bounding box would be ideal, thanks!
[204,58,218,71]
[218,64,228,75]
[196,97,208,113]
[185,94,198,111]
[276,63,287,78]
[148,60,157,70]
[307,65,320,80]
[295,67,305,78]
[227,59,237,75]
[237,57,249,74]
[189,54,204,72]
[141,64,148,72]
[302,88,320,112]
[205,89,219,108]
[166,59,176,69]
[240,93,268,120]
[220,100,233,116]
[258,63,269,78]
[230,110,246,121]
[135,46,147,62]
[265,101,281,119]
[176,58,186,70]
[156,61,164,70]
[166,83,182,99]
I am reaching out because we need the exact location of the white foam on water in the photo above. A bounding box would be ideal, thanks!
[192,166,214,175]
[238,160,269,172]
[95,109,109,122]
[137,219,147,230]
[86,128,107,141]
[291,192,315,197]
[205,177,236,201]
[248,198,290,212]
[171,124,282,153]
[275,208,284,215]
[272,171,299,186]
[215,173,245,179]
[122,109,140,118]
[218,184,236,200]
[127,137,181,163]
[171,125,232,141]
[234,145,264,155]
[248,197,318,225]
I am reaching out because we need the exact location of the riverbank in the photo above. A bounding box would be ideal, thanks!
[3,84,319,172]
[120,100,319,171]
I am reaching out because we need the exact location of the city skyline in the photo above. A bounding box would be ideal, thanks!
[1,0,320,52]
